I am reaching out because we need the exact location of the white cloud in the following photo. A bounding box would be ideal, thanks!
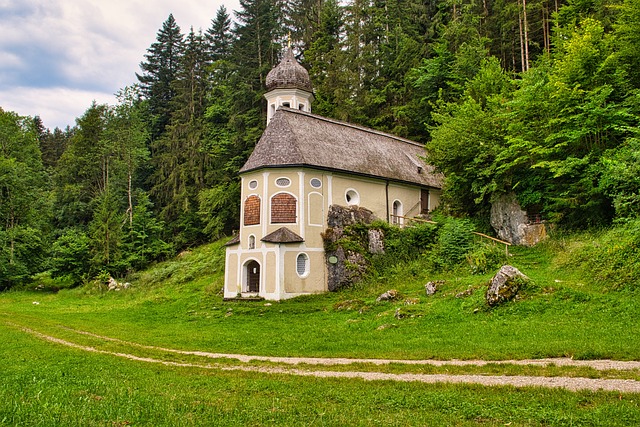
[1,86,117,129]
[0,0,239,129]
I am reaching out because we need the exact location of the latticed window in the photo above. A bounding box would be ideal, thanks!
[296,253,309,277]
[271,193,297,223]
[276,177,291,187]
[244,195,261,226]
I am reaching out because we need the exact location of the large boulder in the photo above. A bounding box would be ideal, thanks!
[490,193,547,246]
[485,265,529,306]
[325,205,378,291]
[327,205,377,228]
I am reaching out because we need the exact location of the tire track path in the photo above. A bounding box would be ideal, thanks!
[10,323,640,394]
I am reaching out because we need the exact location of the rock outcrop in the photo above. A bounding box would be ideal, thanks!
[485,265,529,306]
[490,193,547,246]
[324,205,379,291]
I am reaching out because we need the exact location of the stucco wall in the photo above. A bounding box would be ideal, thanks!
[224,167,440,300]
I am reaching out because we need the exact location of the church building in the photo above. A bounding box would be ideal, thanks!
[223,48,442,300]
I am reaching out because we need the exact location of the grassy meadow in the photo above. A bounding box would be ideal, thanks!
[2,228,640,425]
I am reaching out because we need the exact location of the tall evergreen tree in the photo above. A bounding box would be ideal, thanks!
[206,5,235,62]
[136,14,185,139]
[54,103,109,228]
[151,29,212,247]
[233,0,282,89]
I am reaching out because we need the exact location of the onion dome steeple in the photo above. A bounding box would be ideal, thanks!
[266,47,313,92]
[264,47,314,125]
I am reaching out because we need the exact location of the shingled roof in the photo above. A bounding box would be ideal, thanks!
[240,108,442,188]
[261,227,304,244]
[265,47,313,92]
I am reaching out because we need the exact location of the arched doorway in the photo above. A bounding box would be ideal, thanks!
[246,260,260,293]
[392,200,403,225]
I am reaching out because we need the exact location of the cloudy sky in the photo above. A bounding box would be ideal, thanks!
[0,0,240,130]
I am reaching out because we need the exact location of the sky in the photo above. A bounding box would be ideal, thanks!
[0,0,240,130]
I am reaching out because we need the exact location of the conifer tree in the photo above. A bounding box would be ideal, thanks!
[151,29,212,247]
[206,6,235,62]
[136,14,185,139]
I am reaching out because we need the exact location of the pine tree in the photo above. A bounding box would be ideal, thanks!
[233,0,282,89]
[151,29,212,247]
[206,6,235,62]
[136,14,185,139]
[54,103,109,228]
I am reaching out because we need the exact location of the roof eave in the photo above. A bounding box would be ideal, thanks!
[240,164,442,189]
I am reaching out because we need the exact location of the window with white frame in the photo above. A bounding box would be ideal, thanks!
[345,189,360,205]
[296,253,309,277]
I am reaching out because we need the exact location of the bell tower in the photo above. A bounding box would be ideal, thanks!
[264,47,314,125]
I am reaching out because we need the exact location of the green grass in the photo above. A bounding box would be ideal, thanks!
[2,239,639,361]
[2,233,640,425]
[2,324,639,427]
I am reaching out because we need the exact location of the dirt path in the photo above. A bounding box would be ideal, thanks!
[13,324,640,394]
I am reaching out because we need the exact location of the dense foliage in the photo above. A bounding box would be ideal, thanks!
[2,0,639,288]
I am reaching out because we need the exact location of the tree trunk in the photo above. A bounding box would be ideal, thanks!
[518,0,526,72]
[522,0,530,71]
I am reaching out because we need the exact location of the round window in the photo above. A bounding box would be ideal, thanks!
[248,180,258,190]
[276,177,291,187]
[310,178,322,188]
[345,189,360,205]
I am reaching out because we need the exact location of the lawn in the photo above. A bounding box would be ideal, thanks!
[2,237,640,425]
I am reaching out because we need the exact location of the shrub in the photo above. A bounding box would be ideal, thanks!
[50,229,92,285]
[430,217,475,270]
[466,242,506,274]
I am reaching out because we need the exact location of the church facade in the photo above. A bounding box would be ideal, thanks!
[223,48,442,301]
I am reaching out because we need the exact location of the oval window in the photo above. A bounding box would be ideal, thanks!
[345,189,360,206]
[248,180,258,190]
[310,178,322,188]
[296,253,309,277]
[276,177,291,187]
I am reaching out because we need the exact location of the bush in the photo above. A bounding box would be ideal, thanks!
[466,242,506,274]
[50,229,92,285]
[430,217,475,270]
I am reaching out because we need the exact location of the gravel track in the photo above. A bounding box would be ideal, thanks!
[12,324,640,394]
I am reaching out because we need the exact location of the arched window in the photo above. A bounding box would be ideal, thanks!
[244,195,261,226]
[296,253,309,277]
[271,193,297,223]
[248,235,256,249]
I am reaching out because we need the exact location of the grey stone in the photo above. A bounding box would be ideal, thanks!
[490,193,548,246]
[327,205,377,228]
[425,280,444,296]
[368,229,385,254]
[486,265,529,306]
[455,287,474,298]
[325,205,378,291]
[376,289,398,302]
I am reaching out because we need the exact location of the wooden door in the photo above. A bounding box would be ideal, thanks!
[247,261,260,293]
[421,189,430,214]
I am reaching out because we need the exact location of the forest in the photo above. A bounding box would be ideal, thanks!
[1,0,639,290]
